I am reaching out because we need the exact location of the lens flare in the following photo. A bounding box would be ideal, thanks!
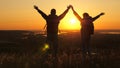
[45,44,49,49]
[42,43,49,51]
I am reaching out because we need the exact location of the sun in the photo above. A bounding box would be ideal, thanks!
[59,12,81,30]
[70,18,76,24]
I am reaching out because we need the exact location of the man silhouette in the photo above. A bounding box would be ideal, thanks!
[34,5,70,64]
[70,5,105,61]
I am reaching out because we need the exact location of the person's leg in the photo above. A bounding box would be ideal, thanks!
[86,35,92,60]
[52,35,58,68]
[81,34,87,62]
[86,35,92,57]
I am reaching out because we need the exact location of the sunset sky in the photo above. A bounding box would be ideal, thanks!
[0,0,120,30]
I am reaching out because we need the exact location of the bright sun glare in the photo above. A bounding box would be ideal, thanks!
[60,12,81,30]
[70,18,76,24]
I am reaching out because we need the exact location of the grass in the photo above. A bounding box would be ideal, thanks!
[0,30,120,68]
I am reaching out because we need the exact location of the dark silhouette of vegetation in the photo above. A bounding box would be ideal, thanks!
[0,30,120,68]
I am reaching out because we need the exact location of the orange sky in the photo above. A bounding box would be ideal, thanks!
[0,0,120,30]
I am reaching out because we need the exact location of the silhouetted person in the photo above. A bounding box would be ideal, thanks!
[71,5,105,61]
[34,5,70,67]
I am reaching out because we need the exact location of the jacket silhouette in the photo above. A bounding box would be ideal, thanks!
[34,6,71,61]
[34,5,70,41]
[73,11,104,35]
[71,5,104,61]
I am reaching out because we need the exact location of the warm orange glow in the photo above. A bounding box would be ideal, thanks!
[0,0,120,30]
[59,11,80,30]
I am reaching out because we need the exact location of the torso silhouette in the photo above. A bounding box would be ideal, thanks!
[73,12,101,35]
[35,6,70,41]
[35,8,69,36]
[46,14,60,34]
[81,17,94,35]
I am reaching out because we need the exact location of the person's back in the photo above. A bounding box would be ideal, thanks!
[34,6,70,35]
[46,14,59,35]
[34,5,70,60]
[81,16,94,35]
[71,5,105,62]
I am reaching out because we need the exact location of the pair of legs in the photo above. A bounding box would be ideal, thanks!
[47,34,58,68]
[47,34,58,57]
[81,31,92,61]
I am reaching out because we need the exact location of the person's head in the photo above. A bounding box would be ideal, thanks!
[50,9,56,15]
[83,13,90,18]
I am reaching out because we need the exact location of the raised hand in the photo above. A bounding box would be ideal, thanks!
[34,5,38,10]
[69,5,74,12]
[69,5,73,9]
[100,12,105,16]
[67,5,71,9]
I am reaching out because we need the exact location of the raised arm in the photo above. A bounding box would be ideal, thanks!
[58,6,70,20]
[34,5,47,19]
[71,5,82,22]
[92,12,105,22]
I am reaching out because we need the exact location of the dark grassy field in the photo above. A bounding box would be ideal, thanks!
[0,30,120,68]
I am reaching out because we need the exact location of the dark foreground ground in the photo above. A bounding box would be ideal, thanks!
[0,30,120,68]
